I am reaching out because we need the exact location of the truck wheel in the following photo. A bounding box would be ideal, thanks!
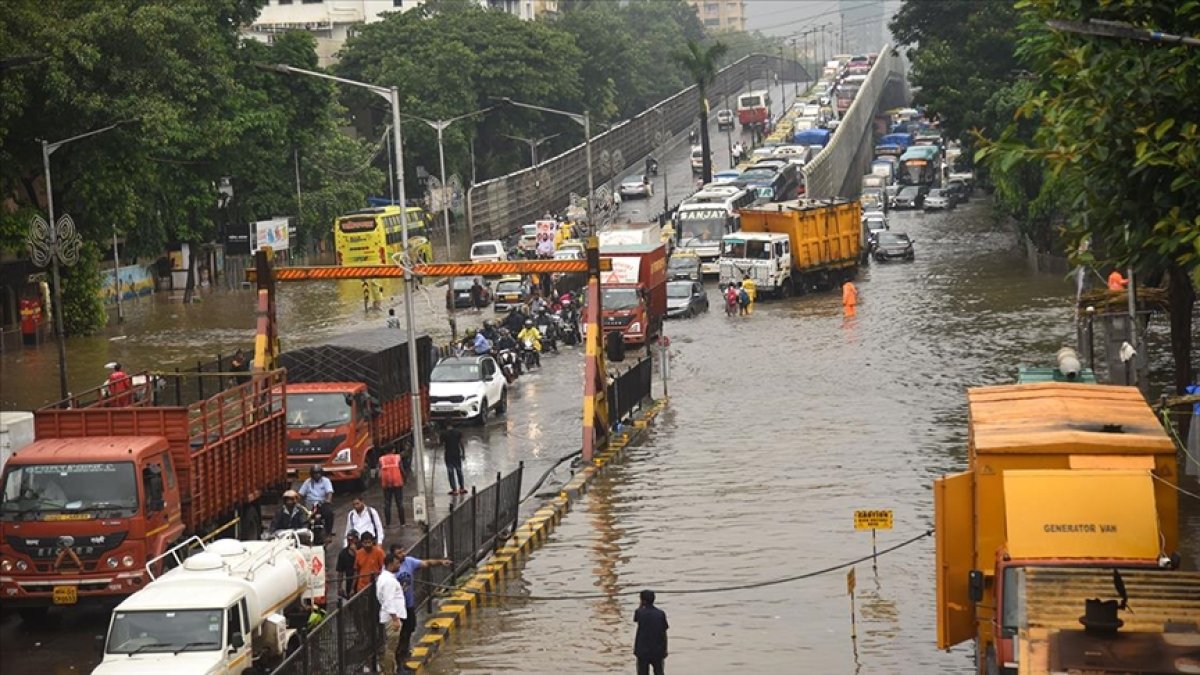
[780,278,794,298]
[495,388,508,415]
[17,607,48,624]
[476,399,489,426]
[239,505,262,541]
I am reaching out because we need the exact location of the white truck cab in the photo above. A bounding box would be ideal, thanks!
[718,232,791,295]
[93,534,324,675]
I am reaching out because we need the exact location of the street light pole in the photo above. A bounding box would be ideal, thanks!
[494,98,594,235]
[261,63,433,524]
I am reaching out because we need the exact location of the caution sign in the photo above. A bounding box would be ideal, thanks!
[854,509,893,531]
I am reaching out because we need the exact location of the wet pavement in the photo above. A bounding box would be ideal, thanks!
[425,200,1200,674]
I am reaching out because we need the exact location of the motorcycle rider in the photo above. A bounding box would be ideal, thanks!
[472,329,492,355]
[495,327,517,353]
[271,490,310,534]
[534,308,558,353]
[297,465,335,534]
[517,319,542,367]
[503,306,527,334]
[480,319,500,343]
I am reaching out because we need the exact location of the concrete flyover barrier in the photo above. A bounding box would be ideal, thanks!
[803,46,910,200]
[467,54,809,241]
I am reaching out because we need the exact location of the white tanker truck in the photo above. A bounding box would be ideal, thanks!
[93,532,325,675]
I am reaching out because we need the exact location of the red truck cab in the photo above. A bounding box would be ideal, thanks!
[284,382,374,484]
[0,437,181,617]
[599,244,666,346]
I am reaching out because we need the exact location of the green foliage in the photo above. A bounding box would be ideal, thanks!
[674,39,728,185]
[60,242,107,336]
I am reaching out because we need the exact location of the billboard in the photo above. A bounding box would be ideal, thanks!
[252,217,290,253]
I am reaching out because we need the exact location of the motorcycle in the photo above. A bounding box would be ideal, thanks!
[497,348,521,383]
[645,158,659,176]
[555,310,580,346]
[536,319,559,353]
[521,339,540,369]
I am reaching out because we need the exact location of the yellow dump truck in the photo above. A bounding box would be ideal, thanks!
[718,199,860,296]
[935,383,1199,675]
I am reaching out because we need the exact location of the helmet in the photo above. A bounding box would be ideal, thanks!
[310,465,323,475]
[484,320,494,329]
[524,319,534,327]
[283,489,299,500]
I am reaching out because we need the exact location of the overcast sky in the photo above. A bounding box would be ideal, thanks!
[745,0,903,42]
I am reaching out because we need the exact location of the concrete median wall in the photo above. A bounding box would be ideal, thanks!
[467,55,808,240]
[803,47,909,200]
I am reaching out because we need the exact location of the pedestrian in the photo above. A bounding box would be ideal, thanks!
[346,496,385,545]
[737,282,750,316]
[741,274,757,315]
[105,362,132,406]
[354,531,385,593]
[633,589,669,675]
[470,278,485,311]
[386,308,401,328]
[376,553,408,675]
[298,465,335,534]
[440,423,466,495]
[723,284,739,316]
[336,530,359,599]
[229,348,251,386]
[842,280,858,317]
[379,446,405,528]
[389,544,453,669]
[1107,269,1129,291]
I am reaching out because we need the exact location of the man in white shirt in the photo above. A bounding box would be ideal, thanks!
[376,554,407,675]
[345,497,384,544]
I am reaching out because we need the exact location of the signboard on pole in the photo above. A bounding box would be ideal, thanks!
[252,217,290,253]
[854,509,893,531]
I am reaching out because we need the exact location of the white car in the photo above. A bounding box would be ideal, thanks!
[618,174,653,199]
[470,240,507,263]
[429,355,507,424]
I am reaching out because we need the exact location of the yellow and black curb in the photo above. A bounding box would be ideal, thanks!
[406,396,668,672]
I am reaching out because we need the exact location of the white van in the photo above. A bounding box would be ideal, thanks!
[470,240,507,263]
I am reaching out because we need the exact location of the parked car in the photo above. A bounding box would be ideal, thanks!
[667,252,702,281]
[619,173,653,199]
[891,186,925,210]
[492,275,528,312]
[665,280,709,318]
[446,276,489,309]
[873,231,915,262]
[470,239,507,263]
[944,178,970,204]
[429,355,508,424]
[923,188,954,211]
[716,109,735,131]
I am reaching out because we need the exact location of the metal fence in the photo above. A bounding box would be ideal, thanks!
[468,54,808,241]
[803,47,908,200]
[607,355,653,430]
[270,465,524,675]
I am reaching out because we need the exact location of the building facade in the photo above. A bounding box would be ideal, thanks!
[686,0,747,33]
[247,0,558,66]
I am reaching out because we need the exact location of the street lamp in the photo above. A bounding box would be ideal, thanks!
[492,97,594,235]
[29,122,124,401]
[503,132,561,212]
[260,63,433,524]
[403,106,495,344]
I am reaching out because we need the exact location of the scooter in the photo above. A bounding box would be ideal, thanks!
[497,348,521,383]
[555,310,580,346]
[521,339,540,369]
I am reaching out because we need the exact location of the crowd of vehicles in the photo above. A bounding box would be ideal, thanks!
[935,380,1198,675]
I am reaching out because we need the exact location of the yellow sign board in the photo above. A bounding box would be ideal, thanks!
[53,585,77,605]
[854,509,894,530]
[1003,469,1160,560]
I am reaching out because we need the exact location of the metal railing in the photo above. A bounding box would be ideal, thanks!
[607,355,653,430]
[270,465,524,675]
[468,54,808,240]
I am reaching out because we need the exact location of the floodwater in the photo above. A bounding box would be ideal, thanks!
[426,200,1200,674]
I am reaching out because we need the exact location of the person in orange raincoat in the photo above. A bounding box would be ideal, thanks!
[1107,269,1129,291]
[842,281,858,316]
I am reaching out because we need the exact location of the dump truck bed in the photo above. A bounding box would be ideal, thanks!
[739,199,860,272]
[1017,567,1200,674]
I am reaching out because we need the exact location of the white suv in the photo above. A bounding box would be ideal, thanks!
[429,355,508,424]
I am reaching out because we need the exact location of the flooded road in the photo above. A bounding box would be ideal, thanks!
[426,201,1200,674]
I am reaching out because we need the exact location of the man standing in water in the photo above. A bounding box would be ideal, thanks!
[634,589,668,675]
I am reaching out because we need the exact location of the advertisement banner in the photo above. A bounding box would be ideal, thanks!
[602,256,640,285]
[252,217,290,253]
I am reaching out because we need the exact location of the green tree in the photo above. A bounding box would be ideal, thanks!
[60,242,106,336]
[674,39,728,184]
[979,0,1199,397]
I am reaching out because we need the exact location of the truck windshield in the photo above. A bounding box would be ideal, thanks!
[723,240,770,259]
[286,393,351,428]
[107,609,223,654]
[602,288,640,310]
[1,462,138,519]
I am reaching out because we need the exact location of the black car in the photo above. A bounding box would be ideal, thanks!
[891,186,925,210]
[874,231,915,262]
[665,281,709,318]
[446,277,490,309]
[944,179,970,204]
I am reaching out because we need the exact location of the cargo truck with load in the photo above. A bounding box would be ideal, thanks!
[93,532,324,675]
[935,383,1198,675]
[278,331,432,489]
[0,372,288,620]
[599,244,667,346]
[719,199,861,296]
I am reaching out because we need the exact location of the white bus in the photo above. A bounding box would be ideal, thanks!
[676,188,756,275]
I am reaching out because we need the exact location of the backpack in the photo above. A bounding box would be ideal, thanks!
[738,288,750,306]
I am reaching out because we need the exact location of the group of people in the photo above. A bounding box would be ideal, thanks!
[723,275,757,317]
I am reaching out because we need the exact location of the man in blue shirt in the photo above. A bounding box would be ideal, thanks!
[388,544,452,671]
[472,330,492,355]
[297,465,335,539]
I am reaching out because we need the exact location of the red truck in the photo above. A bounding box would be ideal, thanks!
[599,244,667,346]
[279,331,431,489]
[0,371,287,620]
